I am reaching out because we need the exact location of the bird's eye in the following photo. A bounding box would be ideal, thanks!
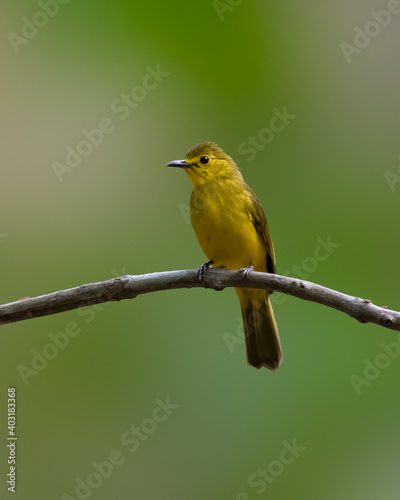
[200,156,209,165]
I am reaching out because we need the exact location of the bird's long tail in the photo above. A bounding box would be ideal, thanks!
[236,288,283,370]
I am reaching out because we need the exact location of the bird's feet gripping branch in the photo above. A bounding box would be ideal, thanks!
[239,264,254,278]
[197,260,213,281]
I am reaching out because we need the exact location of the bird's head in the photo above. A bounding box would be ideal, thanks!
[167,141,240,187]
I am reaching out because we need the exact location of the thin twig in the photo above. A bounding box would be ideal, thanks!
[0,269,399,331]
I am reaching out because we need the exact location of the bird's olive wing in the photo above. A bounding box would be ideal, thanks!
[246,188,276,275]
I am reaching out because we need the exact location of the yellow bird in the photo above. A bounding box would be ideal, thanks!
[167,142,282,370]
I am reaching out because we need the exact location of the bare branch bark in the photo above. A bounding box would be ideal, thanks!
[0,269,399,331]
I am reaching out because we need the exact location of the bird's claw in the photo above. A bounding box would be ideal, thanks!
[239,265,254,278]
[197,260,213,281]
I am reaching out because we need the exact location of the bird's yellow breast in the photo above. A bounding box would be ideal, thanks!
[190,180,267,271]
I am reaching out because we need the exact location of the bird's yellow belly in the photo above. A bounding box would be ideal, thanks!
[190,191,267,271]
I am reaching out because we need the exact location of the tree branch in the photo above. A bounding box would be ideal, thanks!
[0,269,399,331]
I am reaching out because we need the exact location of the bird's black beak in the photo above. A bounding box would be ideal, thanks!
[166,159,192,168]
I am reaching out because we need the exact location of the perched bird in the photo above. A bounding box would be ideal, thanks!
[167,142,282,370]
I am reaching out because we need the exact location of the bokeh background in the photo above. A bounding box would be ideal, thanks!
[1,1,400,499]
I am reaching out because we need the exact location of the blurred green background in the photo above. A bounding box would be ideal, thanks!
[1,1,400,499]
